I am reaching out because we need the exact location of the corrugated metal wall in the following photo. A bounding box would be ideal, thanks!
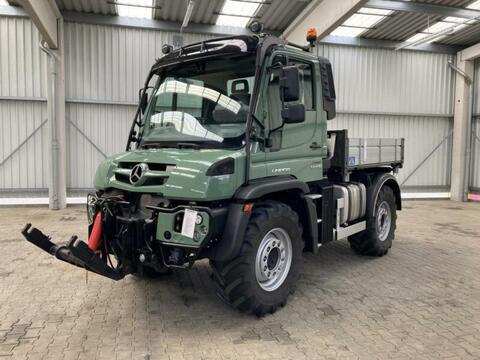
[317,45,454,190]
[317,45,455,116]
[0,17,48,191]
[471,59,480,191]
[330,114,452,188]
[1,15,459,194]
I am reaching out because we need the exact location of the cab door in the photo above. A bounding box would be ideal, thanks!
[264,54,326,182]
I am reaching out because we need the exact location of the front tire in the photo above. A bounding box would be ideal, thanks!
[210,201,303,316]
[349,186,397,256]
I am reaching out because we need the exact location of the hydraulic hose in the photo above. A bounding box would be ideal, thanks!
[87,212,103,251]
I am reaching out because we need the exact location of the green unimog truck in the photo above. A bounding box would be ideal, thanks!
[22,28,404,316]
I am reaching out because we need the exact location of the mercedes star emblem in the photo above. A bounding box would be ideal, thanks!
[129,163,148,185]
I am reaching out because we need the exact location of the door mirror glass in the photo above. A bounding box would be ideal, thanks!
[282,103,305,124]
[279,66,300,102]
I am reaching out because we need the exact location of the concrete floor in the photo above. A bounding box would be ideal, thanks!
[0,200,479,360]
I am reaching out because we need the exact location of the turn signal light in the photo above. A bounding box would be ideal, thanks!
[243,203,254,213]
[306,28,318,44]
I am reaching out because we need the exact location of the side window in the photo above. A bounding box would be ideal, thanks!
[288,60,314,110]
[267,55,287,150]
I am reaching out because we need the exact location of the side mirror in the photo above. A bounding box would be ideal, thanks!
[140,91,148,114]
[279,66,300,102]
[282,103,305,124]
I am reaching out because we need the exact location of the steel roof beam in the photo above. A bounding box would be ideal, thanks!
[15,0,61,48]
[366,0,480,20]
[320,35,462,54]
[282,0,368,44]
[460,42,480,60]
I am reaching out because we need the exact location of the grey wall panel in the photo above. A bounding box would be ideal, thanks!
[472,116,480,190]
[328,114,452,188]
[0,17,47,98]
[64,22,215,103]
[0,16,460,194]
[317,45,455,116]
[0,100,48,189]
[475,59,479,116]
[66,102,136,189]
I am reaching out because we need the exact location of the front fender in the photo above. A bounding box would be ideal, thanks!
[210,176,315,261]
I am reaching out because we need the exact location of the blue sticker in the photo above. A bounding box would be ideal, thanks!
[348,156,356,166]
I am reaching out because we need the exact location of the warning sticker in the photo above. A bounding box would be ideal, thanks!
[181,209,197,239]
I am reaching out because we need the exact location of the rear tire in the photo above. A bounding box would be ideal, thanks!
[349,186,397,256]
[210,201,303,316]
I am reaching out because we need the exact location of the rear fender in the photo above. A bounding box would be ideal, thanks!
[366,173,402,218]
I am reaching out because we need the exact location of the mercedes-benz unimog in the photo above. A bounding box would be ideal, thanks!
[22,26,404,316]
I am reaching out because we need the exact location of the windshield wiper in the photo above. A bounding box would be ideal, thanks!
[141,141,214,150]
[176,142,202,149]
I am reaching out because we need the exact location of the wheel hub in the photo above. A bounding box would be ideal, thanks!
[377,201,392,242]
[255,228,292,292]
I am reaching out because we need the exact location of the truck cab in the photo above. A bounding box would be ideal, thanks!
[22,32,403,316]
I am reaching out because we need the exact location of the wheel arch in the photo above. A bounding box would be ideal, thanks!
[366,172,402,218]
[210,176,317,261]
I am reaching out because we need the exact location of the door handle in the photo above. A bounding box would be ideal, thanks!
[310,142,322,149]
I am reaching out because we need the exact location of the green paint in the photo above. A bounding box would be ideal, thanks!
[92,38,333,247]
[155,209,210,248]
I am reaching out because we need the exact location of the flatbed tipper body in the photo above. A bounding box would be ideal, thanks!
[22,30,404,316]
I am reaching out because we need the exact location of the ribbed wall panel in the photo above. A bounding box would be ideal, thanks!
[472,116,480,190]
[66,103,136,189]
[0,17,48,98]
[64,22,215,103]
[329,114,452,188]
[317,45,455,116]
[0,16,460,193]
[474,59,479,116]
[0,100,48,189]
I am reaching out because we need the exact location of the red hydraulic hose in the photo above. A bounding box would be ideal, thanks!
[88,212,103,251]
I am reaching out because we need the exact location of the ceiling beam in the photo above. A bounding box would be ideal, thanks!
[320,35,462,54]
[15,0,61,48]
[62,11,262,36]
[181,0,195,31]
[366,0,480,20]
[282,0,368,44]
[460,42,480,61]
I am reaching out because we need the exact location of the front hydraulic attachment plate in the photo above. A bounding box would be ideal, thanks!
[21,223,125,281]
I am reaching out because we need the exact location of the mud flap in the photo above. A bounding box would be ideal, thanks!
[21,223,125,281]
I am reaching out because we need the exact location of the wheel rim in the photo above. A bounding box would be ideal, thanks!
[255,228,292,292]
[376,201,392,242]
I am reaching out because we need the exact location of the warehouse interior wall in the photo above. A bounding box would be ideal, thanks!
[471,59,480,193]
[317,45,455,192]
[0,15,460,197]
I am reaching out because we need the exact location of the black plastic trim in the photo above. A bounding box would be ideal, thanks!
[235,176,310,201]
[366,173,402,218]
[210,203,251,261]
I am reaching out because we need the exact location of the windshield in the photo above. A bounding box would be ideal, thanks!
[141,54,256,149]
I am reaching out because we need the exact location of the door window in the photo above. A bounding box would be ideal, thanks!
[267,58,315,151]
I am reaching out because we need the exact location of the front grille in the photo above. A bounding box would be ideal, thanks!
[115,173,130,183]
[118,162,173,171]
[114,162,171,186]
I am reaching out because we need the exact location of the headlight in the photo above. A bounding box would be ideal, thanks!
[87,193,98,225]
[206,157,234,176]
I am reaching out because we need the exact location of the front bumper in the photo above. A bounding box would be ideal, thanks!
[21,224,125,280]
